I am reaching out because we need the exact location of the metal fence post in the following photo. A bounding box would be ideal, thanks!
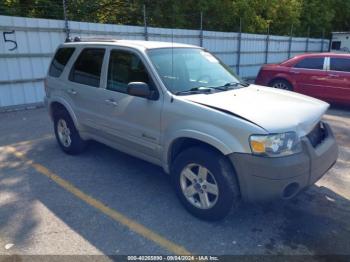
[288,24,293,58]
[199,12,203,47]
[143,4,148,41]
[321,29,325,52]
[236,18,242,75]
[306,27,310,53]
[328,32,333,52]
[62,0,70,40]
[265,24,270,64]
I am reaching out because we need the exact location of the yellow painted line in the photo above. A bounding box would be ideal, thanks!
[4,146,191,255]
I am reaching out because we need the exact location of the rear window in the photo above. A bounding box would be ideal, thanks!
[49,47,75,77]
[294,57,324,70]
[330,58,350,72]
[69,48,105,87]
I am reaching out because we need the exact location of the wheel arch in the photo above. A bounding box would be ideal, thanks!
[48,99,80,130]
[165,135,234,174]
[268,76,294,89]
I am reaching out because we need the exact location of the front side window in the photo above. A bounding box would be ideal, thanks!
[69,48,105,87]
[330,58,350,72]
[294,57,324,70]
[49,47,75,77]
[107,50,152,93]
[147,48,240,94]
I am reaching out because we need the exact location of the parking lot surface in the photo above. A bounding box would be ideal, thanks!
[0,107,349,257]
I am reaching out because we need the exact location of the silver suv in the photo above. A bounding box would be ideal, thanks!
[45,39,338,220]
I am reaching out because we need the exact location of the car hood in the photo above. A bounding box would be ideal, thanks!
[182,85,329,136]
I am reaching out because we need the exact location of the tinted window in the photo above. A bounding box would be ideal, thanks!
[107,50,152,93]
[294,57,324,70]
[49,48,75,77]
[69,48,105,87]
[330,58,350,72]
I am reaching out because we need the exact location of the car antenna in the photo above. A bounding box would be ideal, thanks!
[171,4,174,93]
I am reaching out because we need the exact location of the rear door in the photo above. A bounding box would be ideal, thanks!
[66,47,106,132]
[325,57,350,103]
[291,56,329,100]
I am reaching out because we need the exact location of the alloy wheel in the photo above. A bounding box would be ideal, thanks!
[180,163,219,209]
[57,119,72,147]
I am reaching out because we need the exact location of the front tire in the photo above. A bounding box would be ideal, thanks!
[171,147,240,221]
[53,110,87,155]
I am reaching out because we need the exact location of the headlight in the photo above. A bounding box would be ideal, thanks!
[249,132,302,157]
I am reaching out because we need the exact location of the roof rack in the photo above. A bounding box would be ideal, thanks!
[65,36,118,43]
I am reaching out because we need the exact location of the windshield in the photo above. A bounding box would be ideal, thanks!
[147,48,242,94]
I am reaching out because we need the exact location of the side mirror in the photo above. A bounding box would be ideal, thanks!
[127,82,151,99]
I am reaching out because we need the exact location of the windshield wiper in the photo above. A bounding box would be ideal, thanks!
[175,81,250,95]
[212,81,250,90]
[175,87,213,95]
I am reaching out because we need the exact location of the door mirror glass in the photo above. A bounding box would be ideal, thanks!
[127,82,151,99]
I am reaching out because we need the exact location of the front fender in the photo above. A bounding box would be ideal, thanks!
[162,126,247,173]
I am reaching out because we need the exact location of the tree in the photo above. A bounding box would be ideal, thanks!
[0,0,348,37]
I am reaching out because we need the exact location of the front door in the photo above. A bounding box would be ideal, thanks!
[96,48,163,163]
[291,56,329,100]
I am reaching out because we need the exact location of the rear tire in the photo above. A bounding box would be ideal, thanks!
[171,146,240,221]
[53,110,87,155]
[270,79,293,91]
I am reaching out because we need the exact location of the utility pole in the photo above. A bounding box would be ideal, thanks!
[306,27,310,52]
[265,23,270,64]
[288,24,293,58]
[62,0,70,41]
[236,18,242,75]
[199,12,203,47]
[143,4,148,41]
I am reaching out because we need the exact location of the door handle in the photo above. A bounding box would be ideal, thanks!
[290,70,300,74]
[105,99,118,106]
[67,89,77,95]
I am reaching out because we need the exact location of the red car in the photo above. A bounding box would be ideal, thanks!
[255,53,350,105]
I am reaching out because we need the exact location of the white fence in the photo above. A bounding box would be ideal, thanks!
[0,15,329,109]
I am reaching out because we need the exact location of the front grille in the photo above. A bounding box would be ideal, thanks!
[307,122,327,147]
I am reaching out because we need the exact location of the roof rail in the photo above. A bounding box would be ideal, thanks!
[65,36,118,43]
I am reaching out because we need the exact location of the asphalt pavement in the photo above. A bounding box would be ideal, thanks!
[0,106,349,258]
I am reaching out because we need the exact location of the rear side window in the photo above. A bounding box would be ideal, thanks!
[69,48,105,87]
[49,47,75,77]
[294,57,324,70]
[330,58,350,72]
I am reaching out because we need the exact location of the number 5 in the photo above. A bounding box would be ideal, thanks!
[3,30,18,51]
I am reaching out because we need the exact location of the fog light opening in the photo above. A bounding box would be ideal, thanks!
[283,183,299,199]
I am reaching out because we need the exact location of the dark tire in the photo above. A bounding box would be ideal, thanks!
[53,110,87,155]
[171,146,240,221]
[270,79,293,91]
